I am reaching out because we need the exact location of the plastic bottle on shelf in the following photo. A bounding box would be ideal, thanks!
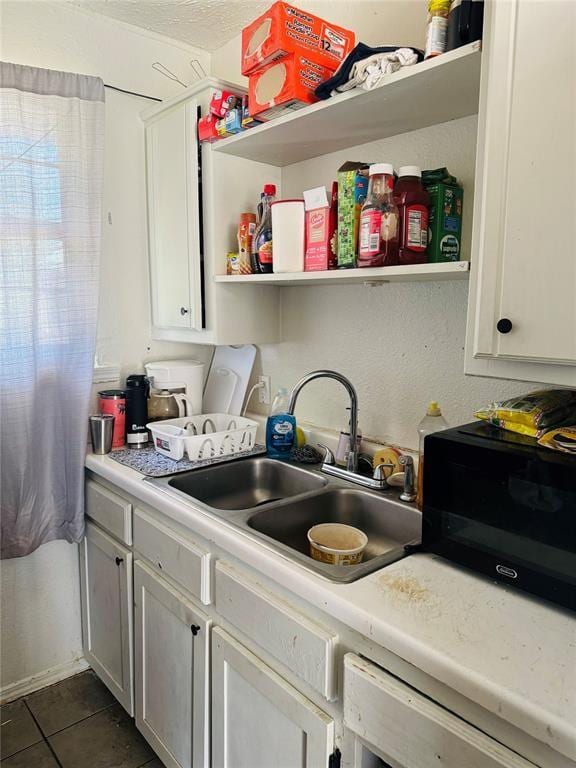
[357,163,399,268]
[266,387,296,460]
[416,401,449,509]
[394,166,430,265]
[424,0,451,59]
[252,184,276,273]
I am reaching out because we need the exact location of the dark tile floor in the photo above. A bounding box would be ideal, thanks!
[0,670,163,768]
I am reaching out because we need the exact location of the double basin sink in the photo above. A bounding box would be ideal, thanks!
[148,457,421,583]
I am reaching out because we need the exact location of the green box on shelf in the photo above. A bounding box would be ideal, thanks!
[337,162,370,268]
[425,182,463,263]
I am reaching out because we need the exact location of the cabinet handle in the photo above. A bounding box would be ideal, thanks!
[496,318,513,334]
[190,624,200,636]
[180,306,189,316]
[115,556,123,566]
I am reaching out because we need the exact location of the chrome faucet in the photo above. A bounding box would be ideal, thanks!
[287,369,416,500]
[288,370,359,473]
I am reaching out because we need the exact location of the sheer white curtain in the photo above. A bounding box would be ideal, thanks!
[0,62,105,558]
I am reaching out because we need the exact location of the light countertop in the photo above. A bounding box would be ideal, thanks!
[86,451,576,762]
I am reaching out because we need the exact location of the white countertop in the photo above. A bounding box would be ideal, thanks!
[86,451,576,762]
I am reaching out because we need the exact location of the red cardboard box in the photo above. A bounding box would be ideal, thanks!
[210,89,242,118]
[198,114,220,143]
[241,1,355,76]
[249,52,334,120]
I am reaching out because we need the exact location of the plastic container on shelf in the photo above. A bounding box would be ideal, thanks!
[394,166,430,265]
[357,163,400,268]
[416,401,449,509]
[424,0,451,59]
[271,199,305,273]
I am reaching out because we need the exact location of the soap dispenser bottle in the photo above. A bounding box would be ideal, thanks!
[416,401,449,509]
[266,387,296,460]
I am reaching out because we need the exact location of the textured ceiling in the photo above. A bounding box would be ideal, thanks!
[71,0,271,51]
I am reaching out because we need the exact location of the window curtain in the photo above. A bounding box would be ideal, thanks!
[0,62,105,558]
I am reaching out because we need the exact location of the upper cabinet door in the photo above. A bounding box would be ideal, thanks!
[146,100,202,332]
[466,0,576,385]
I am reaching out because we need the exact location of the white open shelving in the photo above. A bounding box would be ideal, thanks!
[215,261,470,286]
[213,41,481,167]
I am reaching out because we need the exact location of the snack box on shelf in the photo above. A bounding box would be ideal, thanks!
[249,52,334,121]
[241,1,355,76]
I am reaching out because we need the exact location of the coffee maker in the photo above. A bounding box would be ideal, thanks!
[144,360,205,417]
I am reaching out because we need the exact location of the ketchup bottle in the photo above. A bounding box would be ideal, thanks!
[394,166,430,265]
[358,163,399,268]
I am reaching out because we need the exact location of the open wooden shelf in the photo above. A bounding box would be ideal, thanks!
[214,261,470,286]
[213,42,481,167]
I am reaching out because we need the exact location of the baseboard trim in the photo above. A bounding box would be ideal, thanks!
[0,656,90,704]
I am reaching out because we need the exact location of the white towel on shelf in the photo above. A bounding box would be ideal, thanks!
[334,48,419,94]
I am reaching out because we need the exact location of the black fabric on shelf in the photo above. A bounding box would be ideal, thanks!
[314,43,424,100]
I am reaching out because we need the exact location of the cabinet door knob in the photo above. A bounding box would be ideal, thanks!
[190,624,200,636]
[115,556,123,566]
[496,318,513,334]
[180,306,189,316]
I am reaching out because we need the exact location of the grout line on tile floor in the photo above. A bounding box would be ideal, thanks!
[25,698,117,739]
[23,700,64,768]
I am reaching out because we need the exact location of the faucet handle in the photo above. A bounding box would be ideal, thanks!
[372,462,395,482]
[317,443,336,466]
[399,455,417,503]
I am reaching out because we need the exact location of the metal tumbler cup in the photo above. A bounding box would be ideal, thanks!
[89,414,115,455]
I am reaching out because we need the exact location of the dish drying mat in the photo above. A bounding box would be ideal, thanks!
[108,444,266,477]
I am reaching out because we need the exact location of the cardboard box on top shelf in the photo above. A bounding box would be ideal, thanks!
[249,52,334,120]
[241,1,355,76]
[337,162,370,268]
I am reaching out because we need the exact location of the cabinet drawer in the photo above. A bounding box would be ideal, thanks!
[133,507,212,605]
[85,479,132,545]
[343,654,537,768]
[215,562,337,700]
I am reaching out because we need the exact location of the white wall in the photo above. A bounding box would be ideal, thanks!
[0,0,212,697]
[248,117,545,449]
[0,542,85,700]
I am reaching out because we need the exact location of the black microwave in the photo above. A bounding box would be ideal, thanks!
[421,421,576,611]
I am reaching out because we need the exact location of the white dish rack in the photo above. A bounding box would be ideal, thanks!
[147,414,258,462]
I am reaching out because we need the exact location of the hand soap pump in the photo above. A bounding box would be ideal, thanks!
[266,387,296,460]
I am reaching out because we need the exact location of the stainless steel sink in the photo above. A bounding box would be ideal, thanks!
[166,457,327,511]
[245,489,421,582]
[147,456,421,582]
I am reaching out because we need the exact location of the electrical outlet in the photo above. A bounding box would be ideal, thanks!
[258,375,271,406]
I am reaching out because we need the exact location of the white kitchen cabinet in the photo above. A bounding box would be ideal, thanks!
[466,0,576,385]
[134,560,210,768]
[142,78,281,346]
[343,654,537,768]
[79,521,134,715]
[211,627,335,768]
[145,98,202,333]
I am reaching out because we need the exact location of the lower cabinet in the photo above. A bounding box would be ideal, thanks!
[134,560,210,768]
[211,627,335,768]
[343,654,537,768]
[80,521,134,715]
